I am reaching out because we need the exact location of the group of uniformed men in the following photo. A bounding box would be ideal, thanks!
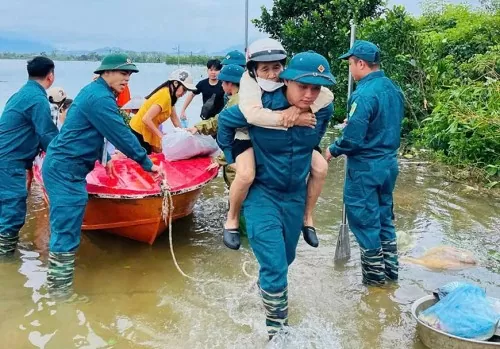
[0,38,404,339]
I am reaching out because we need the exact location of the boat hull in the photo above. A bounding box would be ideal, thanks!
[33,153,218,245]
[81,188,203,245]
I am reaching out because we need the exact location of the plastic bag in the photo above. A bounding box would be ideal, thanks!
[162,128,219,161]
[419,283,500,340]
[432,281,470,300]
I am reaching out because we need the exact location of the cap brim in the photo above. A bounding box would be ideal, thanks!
[181,82,197,91]
[93,64,139,74]
[338,52,352,60]
[251,53,287,62]
[280,69,336,86]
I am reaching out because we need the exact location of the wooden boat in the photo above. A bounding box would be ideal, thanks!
[412,295,500,349]
[32,153,218,245]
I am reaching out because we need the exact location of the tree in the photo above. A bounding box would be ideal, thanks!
[253,0,384,120]
[480,0,500,12]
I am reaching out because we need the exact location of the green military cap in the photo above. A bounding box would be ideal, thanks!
[218,64,245,84]
[339,40,381,63]
[221,50,246,67]
[280,50,336,86]
[94,53,139,74]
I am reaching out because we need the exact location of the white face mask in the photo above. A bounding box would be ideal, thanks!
[256,77,284,92]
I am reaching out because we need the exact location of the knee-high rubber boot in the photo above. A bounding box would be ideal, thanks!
[360,247,386,286]
[0,234,18,256]
[47,251,76,295]
[260,287,288,340]
[381,239,399,282]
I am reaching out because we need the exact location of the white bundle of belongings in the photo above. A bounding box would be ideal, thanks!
[162,128,220,161]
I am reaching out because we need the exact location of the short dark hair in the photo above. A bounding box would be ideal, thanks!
[352,57,380,69]
[207,59,222,70]
[27,56,55,79]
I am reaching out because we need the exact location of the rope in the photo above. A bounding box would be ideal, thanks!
[159,169,256,282]
[160,173,199,281]
[242,260,257,279]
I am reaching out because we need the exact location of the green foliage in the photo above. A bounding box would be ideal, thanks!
[412,8,500,180]
[358,6,429,135]
[253,0,385,121]
[254,2,500,182]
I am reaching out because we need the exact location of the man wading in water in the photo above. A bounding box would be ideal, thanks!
[218,51,335,339]
[326,40,404,286]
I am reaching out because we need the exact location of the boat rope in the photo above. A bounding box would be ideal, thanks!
[159,169,256,283]
[160,174,198,281]
[242,260,256,278]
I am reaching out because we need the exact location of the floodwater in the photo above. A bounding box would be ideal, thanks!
[1,60,500,349]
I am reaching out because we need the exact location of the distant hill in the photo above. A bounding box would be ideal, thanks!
[0,35,54,53]
[0,34,254,57]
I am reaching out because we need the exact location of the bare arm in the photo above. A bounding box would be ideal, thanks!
[239,72,286,129]
[239,72,316,129]
[180,93,195,117]
[170,106,181,128]
[311,87,334,113]
[141,104,164,139]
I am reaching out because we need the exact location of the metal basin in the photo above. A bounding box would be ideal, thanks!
[411,295,500,349]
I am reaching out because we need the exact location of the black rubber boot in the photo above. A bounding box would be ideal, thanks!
[302,226,319,248]
[223,228,240,250]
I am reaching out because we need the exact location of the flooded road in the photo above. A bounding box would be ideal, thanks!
[1,135,499,349]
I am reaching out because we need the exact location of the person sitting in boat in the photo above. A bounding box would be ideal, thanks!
[180,59,225,125]
[42,53,160,294]
[129,69,197,154]
[58,98,73,127]
[48,86,67,127]
[48,87,73,129]
[217,51,335,339]
[0,56,59,257]
[221,38,334,251]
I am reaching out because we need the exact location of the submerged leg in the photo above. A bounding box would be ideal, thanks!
[260,286,288,340]
[360,247,386,286]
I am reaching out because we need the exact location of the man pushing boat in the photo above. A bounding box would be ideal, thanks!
[42,53,159,295]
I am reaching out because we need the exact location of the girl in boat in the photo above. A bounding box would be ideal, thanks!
[221,38,334,251]
[57,98,73,127]
[217,51,335,339]
[47,86,67,129]
[128,69,197,154]
[48,87,73,129]
[42,53,159,294]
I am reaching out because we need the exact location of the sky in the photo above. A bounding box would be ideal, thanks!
[0,0,480,53]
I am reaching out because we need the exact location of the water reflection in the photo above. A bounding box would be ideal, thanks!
[0,158,499,348]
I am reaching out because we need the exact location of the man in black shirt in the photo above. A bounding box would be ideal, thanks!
[180,59,225,122]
